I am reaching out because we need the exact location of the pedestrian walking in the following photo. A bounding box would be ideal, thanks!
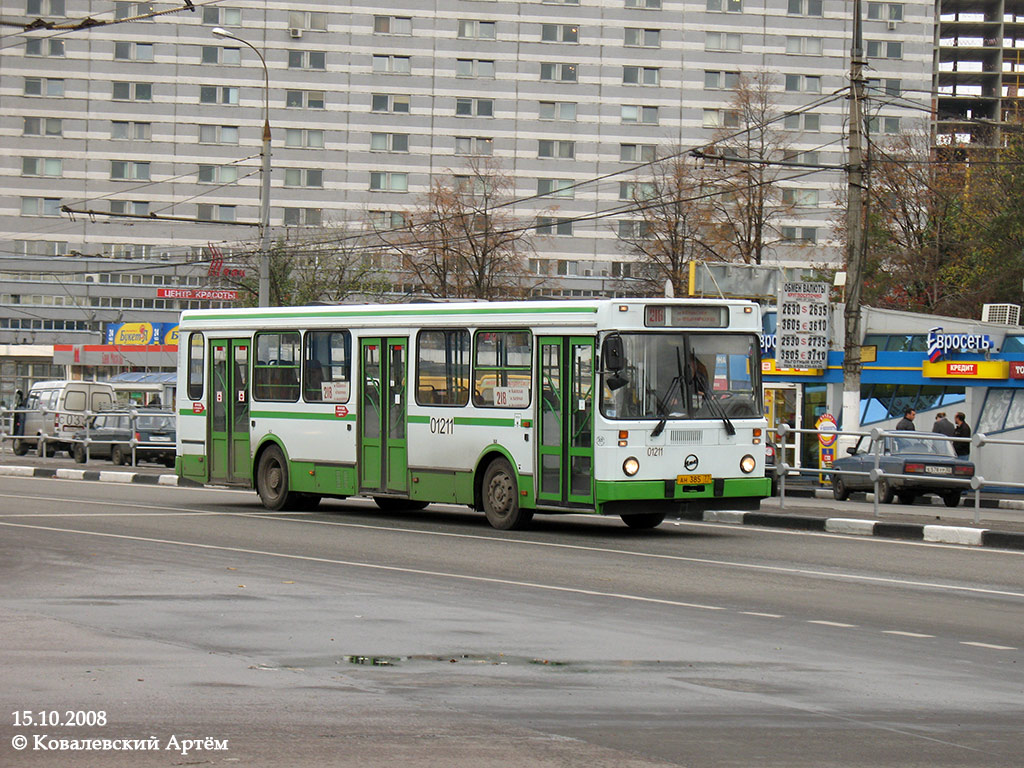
[896,408,916,431]
[953,412,971,458]
[933,411,955,436]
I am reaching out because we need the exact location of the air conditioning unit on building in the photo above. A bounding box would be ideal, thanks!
[981,303,1021,325]
[289,27,302,38]
[887,20,897,30]
[84,273,100,284]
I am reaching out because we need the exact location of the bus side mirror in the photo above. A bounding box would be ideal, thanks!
[603,336,625,372]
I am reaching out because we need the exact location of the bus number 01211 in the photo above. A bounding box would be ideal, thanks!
[429,417,454,435]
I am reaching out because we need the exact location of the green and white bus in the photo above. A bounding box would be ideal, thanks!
[176,299,769,529]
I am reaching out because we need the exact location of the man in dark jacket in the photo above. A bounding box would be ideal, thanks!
[953,412,971,457]
[933,412,955,436]
[896,408,916,430]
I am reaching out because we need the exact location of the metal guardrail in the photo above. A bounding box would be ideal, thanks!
[0,406,175,467]
[775,424,1024,524]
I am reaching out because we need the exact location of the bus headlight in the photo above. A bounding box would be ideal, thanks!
[740,454,756,474]
[623,457,640,476]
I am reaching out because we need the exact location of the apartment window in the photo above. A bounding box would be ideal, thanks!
[22,157,63,177]
[114,2,153,19]
[867,40,903,59]
[113,81,153,101]
[620,143,656,162]
[13,239,68,256]
[370,172,409,192]
[369,210,406,230]
[781,226,818,243]
[623,66,659,86]
[458,20,496,39]
[456,98,494,117]
[283,208,323,226]
[618,220,652,239]
[110,200,150,216]
[621,105,658,124]
[111,160,150,181]
[705,32,742,52]
[538,139,575,159]
[456,59,495,78]
[541,24,579,42]
[202,6,241,26]
[200,85,238,105]
[112,121,151,140]
[543,0,579,4]
[21,197,62,217]
[785,36,823,56]
[24,77,64,96]
[783,150,821,166]
[286,90,325,109]
[454,136,493,155]
[373,55,411,74]
[869,116,902,134]
[707,0,742,10]
[284,50,324,69]
[784,113,820,131]
[289,10,327,31]
[782,188,820,206]
[284,168,323,188]
[867,78,902,97]
[624,28,660,47]
[370,132,409,152]
[626,0,661,8]
[538,179,575,198]
[371,93,410,113]
[704,70,740,90]
[536,217,573,235]
[540,63,578,82]
[557,260,578,276]
[703,109,740,128]
[25,38,65,56]
[23,117,63,136]
[199,124,239,144]
[787,0,823,15]
[374,15,411,34]
[198,164,239,184]
[112,41,153,61]
[619,181,656,200]
[27,0,66,14]
[197,204,236,222]
[539,101,577,120]
[785,74,821,93]
[868,2,903,21]
[284,128,324,148]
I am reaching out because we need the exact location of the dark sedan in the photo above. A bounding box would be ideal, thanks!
[832,434,974,507]
[72,410,176,467]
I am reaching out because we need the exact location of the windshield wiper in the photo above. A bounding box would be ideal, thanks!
[684,347,735,436]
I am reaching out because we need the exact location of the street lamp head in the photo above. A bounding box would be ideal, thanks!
[211,26,232,39]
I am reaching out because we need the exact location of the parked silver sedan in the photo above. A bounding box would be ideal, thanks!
[832,434,974,507]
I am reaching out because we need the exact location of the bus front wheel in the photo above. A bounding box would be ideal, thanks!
[257,445,293,511]
[481,457,533,530]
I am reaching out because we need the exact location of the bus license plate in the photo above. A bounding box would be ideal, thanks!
[677,474,712,485]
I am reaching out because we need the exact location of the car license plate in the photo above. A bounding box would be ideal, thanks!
[677,474,712,485]
[924,465,952,475]
[150,435,171,442]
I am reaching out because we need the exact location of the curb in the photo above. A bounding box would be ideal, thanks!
[677,507,1024,551]
[782,485,1024,511]
[0,464,201,487]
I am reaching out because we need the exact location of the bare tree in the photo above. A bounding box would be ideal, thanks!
[614,150,718,296]
[702,71,795,265]
[387,158,536,299]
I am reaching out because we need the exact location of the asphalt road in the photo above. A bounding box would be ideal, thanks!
[1,476,1022,767]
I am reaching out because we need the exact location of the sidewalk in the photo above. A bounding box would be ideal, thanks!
[1,453,1023,551]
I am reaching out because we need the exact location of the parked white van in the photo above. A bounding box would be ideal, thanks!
[12,380,116,456]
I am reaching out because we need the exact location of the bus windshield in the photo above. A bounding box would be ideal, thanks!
[601,333,761,420]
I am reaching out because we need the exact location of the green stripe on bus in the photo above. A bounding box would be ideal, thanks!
[185,306,598,322]
[407,415,516,428]
[250,410,355,421]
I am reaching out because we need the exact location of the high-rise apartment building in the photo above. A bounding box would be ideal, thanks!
[2,0,935,342]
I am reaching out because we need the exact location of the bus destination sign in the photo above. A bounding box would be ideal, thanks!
[645,305,728,328]
[777,282,830,370]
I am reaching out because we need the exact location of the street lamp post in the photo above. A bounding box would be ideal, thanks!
[212,27,271,307]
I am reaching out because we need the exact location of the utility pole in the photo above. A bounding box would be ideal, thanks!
[842,0,868,436]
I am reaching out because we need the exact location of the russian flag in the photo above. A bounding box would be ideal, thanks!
[927,327,943,363]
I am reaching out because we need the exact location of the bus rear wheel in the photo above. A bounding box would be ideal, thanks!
[621,512,666,529]
[257,445,293,511]
[481,457,533,530]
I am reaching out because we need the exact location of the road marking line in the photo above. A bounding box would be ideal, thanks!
[0,520,728,613]
[960,641,1017,651]
[741,611,783,618]
[807,620,857,628]
[883,630,934,638]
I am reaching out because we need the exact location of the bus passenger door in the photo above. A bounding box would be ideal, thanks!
[536,336,595,508]
[359,337,409,495]
[209,339,251,485]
